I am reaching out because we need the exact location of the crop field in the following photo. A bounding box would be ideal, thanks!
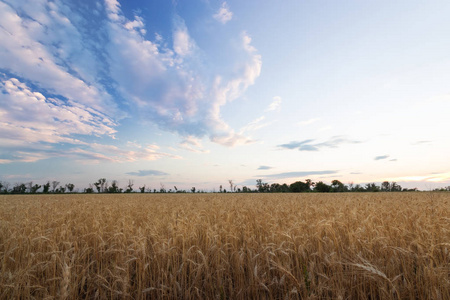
[0,193,449,299]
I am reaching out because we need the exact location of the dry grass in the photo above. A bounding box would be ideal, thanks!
[0,193,449,299]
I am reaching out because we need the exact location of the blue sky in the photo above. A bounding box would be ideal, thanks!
[1,0,449,191]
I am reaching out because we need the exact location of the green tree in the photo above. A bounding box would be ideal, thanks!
[256,179,269,192]
[108,180,120,193]
[66,183,75,193]
[12,183,26,194]
[31,183,42,193]
[84,184,94,193]
[314,181,331,193]
[43,181,50,193]
[391,182,402,192]
[381,181,391,192]
[289,181,310,193]
[331,180,346,192]
[364,182,380,192]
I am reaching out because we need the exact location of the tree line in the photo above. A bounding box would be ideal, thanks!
[1,178,449,194]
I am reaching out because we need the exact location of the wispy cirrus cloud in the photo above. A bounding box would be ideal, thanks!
[213,2,233,24]
[278,136,362,151]
[179,136,209,153]
[265,96,282,112]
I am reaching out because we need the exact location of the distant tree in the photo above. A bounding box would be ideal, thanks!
[94,178,107,193]
[12,183,26,194]
[43,181,50,193]
[352,184,365,192]
[381,181,391,192]
[314,181,331,193]
[57,186,66,193]
[108,180,120,193]
[85,184,94,193]
[31,183,42,194]
[51,181,60,193]
[305,179,315,189]
[348,182,354,191]
[66,183,75,193]
[228,180,234,192]
[219,185,223,193]
[365,183,380,192]
[159,183,166,193]
[331,180,346,192]
[139,185,146,193]
[289,181,310,193]
[191,187,196,193]
[391,182,402,192]
[270,183,281,193]
[125,180,134,193]
[26,182,33,193]
[256,179,269,192]
[256,179,262,192]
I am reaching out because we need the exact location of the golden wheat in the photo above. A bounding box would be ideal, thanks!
[0,193,449,299]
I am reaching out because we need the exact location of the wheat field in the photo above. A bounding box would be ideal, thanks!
[0,193,449,299]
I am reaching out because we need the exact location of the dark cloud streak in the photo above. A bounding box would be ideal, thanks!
[278,136,362,152]
[126,170,169,177]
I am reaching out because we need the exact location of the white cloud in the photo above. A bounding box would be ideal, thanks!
[299,118,320,126]
[179,136,209,153]
[173,24,195,57]
[207,32,262,145]
[0,77,116,147]
[0,1,117,116]
[104,4,261,147]
[0,0,263,152]
[265,96,282,112]
[239,116,272,134]
[213,2,233,24]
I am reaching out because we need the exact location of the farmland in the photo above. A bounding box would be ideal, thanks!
[0,193,449,299]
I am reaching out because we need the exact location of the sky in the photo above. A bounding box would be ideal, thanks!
[1,0,450,192]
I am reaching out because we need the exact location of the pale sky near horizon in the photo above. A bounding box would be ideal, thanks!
[1,0,449,191]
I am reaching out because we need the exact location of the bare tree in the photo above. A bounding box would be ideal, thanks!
[228,180,234,193]
[51,181,60,193]
[125,180,134,193]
